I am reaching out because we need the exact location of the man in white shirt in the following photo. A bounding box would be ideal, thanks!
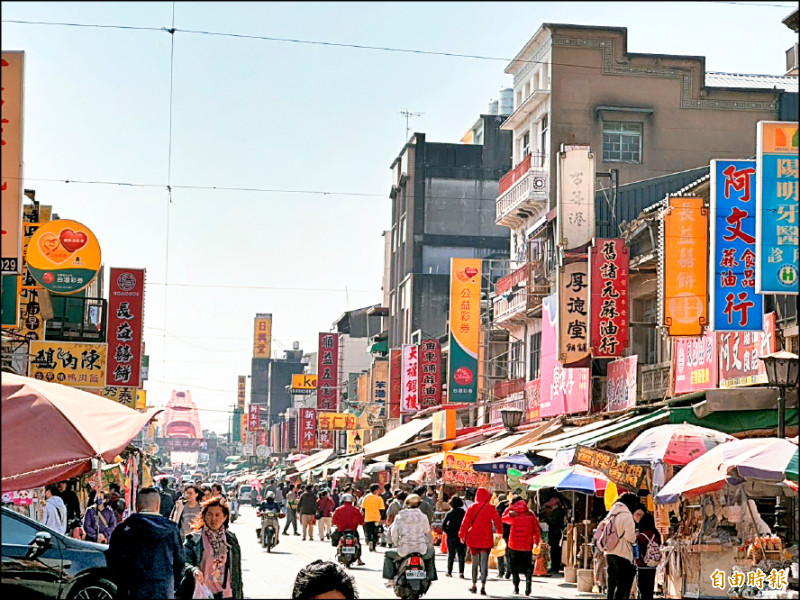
[43,485,68,534]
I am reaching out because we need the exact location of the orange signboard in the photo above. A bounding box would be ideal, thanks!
[664,197,708,336]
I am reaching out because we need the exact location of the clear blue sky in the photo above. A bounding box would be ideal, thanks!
[2,1,796,433]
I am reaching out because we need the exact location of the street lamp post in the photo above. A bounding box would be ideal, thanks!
[760,350,800,540]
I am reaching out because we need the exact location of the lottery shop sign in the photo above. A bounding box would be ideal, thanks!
[590,239,629,357]
[419,339,442,409]
[401,344,419,413]
[317,332,339,411]
[442,452,491,489]
[709,160,763,332]
[447,258,481,403]
[25,219,102,295]
[106,268,145,387]
[299,407,316,452]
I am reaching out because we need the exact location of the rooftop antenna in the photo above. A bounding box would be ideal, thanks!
[399,108,424,142]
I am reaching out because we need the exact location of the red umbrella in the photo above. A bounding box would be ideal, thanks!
[2,373,161,491]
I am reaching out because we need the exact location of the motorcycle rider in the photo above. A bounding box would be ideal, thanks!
[258,491,283,547]
[383,493,438,586]
[331,493,366,566]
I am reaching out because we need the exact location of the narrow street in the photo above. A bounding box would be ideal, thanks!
[231,505,602,599]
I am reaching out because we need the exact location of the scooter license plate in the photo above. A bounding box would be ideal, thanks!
[406,570,426,579]
[342,547,356,554]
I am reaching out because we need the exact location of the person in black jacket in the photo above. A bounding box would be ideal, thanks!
[297,485,318,541]
[55,480,82,537]
[107,487,184,599]
[441,496,467,578]
[495,493,516,579]
[159,479,176,519]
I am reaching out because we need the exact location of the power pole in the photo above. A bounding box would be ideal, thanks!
[399,109,424,142]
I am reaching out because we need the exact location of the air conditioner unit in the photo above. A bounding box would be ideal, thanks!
[787,43,799,75]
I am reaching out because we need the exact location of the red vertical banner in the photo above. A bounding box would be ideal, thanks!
[299,408,316,452]
[525,379,541,422]
[419,339,442,409]
[317,430,334,449]
[589,239,629,357]
[258,429,267,447]
[248,404,261,430]
[389,348,402,418]
[106,268,145,387]
[317,332,339,411]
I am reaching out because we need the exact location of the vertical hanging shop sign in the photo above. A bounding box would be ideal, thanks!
[718,312,776,388]
[606,356,637,412]
[401,344,420,413]
[237,376,246,411]
[590,239,629,357]
[299,407,317,452]
[525,379,541,422]
[673,328,718,394]
[710,160,763,332]
[106,268,145,388]
[317,430,334,449]
[389,348,402,418]
[557,144,595,250]
[419,339,442,409]
[248,404,261,431]
[253,313,272,358]
[1,52,24,275]
[663,197,708,336]
[755,121,799,295]
[448,258,481,403]
[558,259,590,365]
[317,332,339,411]
[371,359,389,417]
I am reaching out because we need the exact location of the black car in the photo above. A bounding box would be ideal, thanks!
[1,506,117,599]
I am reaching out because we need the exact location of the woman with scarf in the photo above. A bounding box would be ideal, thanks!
[458,487,503,596]
[183,498,243,599]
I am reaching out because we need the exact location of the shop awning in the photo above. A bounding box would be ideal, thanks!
[368,341,389,354]
[295,448,336,473]
[459,431,529,459]
[363,417,433,458]
[395,451,443,471]
[669,406,799,435]
[693,388,797,418]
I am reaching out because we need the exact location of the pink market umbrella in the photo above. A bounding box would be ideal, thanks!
[618,423,735,466]
[2,373,161,492]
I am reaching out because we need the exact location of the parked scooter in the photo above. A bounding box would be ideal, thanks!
[387,552,432,600]
[336,530,361,569]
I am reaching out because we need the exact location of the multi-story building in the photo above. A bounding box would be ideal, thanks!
[251,343,307,427]
[491,22,798,416]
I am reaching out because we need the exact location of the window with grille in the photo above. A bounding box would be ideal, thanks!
[529,332,541,380]
[602,121,642,163]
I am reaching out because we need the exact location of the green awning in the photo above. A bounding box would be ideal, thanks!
[369,341,388,354]
[668,407,799,434]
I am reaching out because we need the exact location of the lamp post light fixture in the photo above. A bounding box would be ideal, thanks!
[500,407,524,432]
[760,349,800,541]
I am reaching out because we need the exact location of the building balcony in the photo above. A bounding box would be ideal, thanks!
[500,88,551,132]
[639,361,671,401]
[496,155,549,229]
[494,377,526,400]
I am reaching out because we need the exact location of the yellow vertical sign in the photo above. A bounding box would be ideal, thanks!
[447,258,481,403]
[253,313,272,358]
[1,52,24,274]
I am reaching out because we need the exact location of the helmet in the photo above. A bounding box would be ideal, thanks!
[265,491,275,501]
[341,493,354,503]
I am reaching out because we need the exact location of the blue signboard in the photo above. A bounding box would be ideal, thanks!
[709,160,763,331]
[756,122,798,295]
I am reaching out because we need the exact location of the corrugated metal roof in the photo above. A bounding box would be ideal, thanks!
[705,72,798,93]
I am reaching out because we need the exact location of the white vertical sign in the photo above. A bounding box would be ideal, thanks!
[400,344,419,413]
[557,144,595,250]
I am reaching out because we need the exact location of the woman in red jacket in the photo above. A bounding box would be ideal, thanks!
[502,498,541,596]
[458,487,502,595]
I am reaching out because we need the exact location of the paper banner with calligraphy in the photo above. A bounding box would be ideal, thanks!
[557,144,596,250]
[606,356,637,412]
[237,375,246,410]
[299,408,317,452]
[291,373,317,394]
[253,314,272,358]
[572,445,647,492]
[756,121,798,294]
[673,328,718,395]
[526,379,541,422]
[442,452,492,489]
[389,348,402,418]
[663,197,708,336]
[541,293,590,417]
[558,259,590,365]
[590,239,629,357]
[719,311,776,388]
[447,257,481,403]
[371,359,388,416]
[1,52,24,274]
[419,339,442,409]
[317,332,339,411]
[25,219,102,295]
[248,404,261,431]
[106,268,145,388]
[709,160,763,331]
[28,341,107,387]
[317,411,358,431]
[401,344,420,413]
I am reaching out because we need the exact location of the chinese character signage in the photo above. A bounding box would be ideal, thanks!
[371,359,388,416]
[1,52,24,274]
[541,293,590,417]
[573,445,646,491]
[389,347,402,418]
[606,356,637,412]
[317,411,358,431]
[558,260,590,365]
[590,239,629,357]
[28,341,107,387]
[299,408,316,452]
[401,344,419,413]
[442,452,492,489]
[317,429,334,449]
[756,121,798,294]
[253,313,272,358]
[663,197,708,336]
[24,219,102,295]
[317,332,339,411]
[710,160,763,331]
[285,416,296,450]
[248,404,261,431]
[106,268,145,388]
[291,373,317,394]
[448,258,481,403]
[418,339,441,408]
[526,379,541,422]
[557,144,595,250]
[673,328,717,395]
[237,375,246,410]
[719,312,776,388]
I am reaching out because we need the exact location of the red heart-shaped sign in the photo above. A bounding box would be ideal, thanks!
[465,267,478,279]
[59,229,88,252]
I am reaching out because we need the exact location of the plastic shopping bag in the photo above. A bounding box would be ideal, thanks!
[193,582,214,599]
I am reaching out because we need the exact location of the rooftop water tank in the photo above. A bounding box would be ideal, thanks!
[499,87,514,115]
[487,99,499,115]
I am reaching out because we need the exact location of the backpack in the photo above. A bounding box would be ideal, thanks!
[642,533,662,567]
[594,514,620,553]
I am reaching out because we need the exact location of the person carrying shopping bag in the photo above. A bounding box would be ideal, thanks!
[458,487,502,596]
